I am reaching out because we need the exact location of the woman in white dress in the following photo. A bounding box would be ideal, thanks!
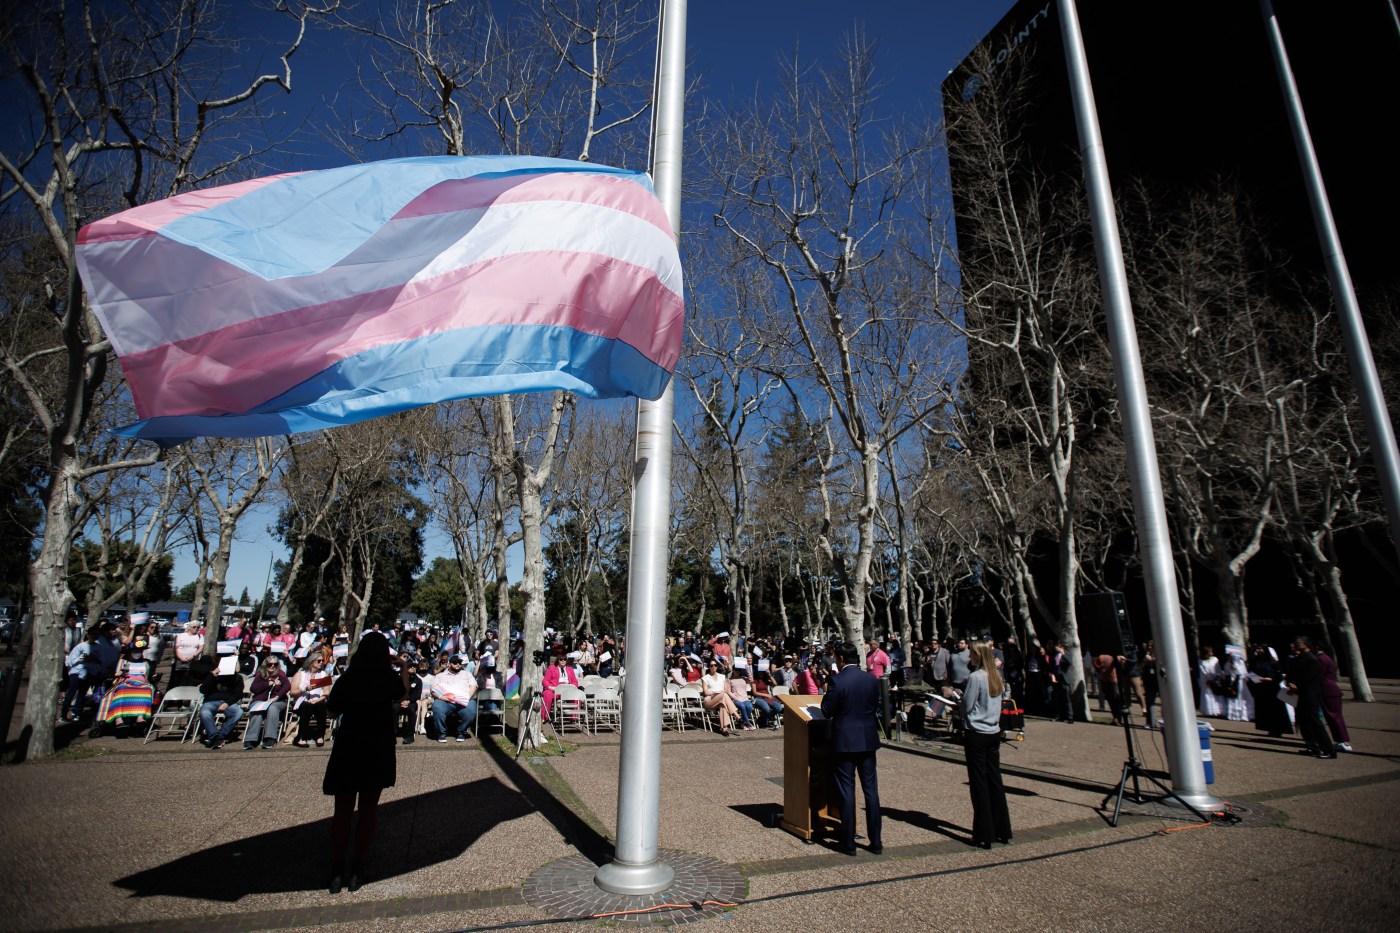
[1223,651,1254,722]
[1197,646,1225,717]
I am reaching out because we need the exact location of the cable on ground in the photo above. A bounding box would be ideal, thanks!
[589,895,740,919]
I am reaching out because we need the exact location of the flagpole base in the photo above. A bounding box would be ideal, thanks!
[1163,790,1225,812]
[593,858,675,896]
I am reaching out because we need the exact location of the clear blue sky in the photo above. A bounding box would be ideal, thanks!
[178,0,1015,605]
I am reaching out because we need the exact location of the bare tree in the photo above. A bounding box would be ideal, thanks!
[71,449,189,622]
[704,33,955,658]
[546,406,632,637]
[938,45,1112,717]
[272,437,355,630]
[331,0,655,731]
[1270,308,1376,700]
[418,399,501,644]
[2,0,328,756]
[675,236,782,641]
[1129,187,1290,651]
[183,438,281,654]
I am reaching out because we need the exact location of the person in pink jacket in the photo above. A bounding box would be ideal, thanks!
[541,653,578,720]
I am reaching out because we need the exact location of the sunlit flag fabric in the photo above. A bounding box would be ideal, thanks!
[76,155,684,445]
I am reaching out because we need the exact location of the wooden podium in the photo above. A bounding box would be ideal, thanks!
[777,693,838,841]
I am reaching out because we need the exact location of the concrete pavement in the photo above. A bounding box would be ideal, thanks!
[1,683,1397,932]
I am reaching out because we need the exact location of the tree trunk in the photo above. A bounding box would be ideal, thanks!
[19,458,81,758]
[1213,562,1247,651]
[1316,531,1372,701]
[200,517,238,656]
[276,537,308,628]
[1055,508,1089,721]
[491,440,513,636]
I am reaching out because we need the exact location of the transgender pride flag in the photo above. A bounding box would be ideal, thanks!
[76,155,684,444]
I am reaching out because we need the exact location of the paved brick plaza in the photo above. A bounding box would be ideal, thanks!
[1,686,1397,932]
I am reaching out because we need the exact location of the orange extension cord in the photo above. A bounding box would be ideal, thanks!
[1156,800,1238,834]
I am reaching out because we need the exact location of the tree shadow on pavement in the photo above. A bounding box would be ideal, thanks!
[112,776,533,901]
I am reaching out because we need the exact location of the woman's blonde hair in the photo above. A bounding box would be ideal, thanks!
[973,642,1004,697]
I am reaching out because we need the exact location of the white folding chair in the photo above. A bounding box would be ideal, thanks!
[677,684,710,732]
[552,683,590,734]
[143,686,200,745]
[476,687,507,737]
[771,685,790,696]
[588,683,621,734]
[661,690,685,733]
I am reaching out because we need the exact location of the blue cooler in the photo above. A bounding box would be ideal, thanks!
[1158,719,1215,784]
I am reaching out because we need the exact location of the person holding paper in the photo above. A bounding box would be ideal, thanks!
[821,642,883,856]
[429,655,478,742]
[198,656,246,749]
[269,623,296,656]
[726,660,757,730]
[1247,644,1292,738]
[296,623,317,663]
[291,654,334,747]
[244,655,292,750]
[475,655,504,713]
[541,653,578,721]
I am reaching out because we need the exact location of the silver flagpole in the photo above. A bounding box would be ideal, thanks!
[593,0,686,896]
[1260,0,1400,573]
[1056,0,1218,807]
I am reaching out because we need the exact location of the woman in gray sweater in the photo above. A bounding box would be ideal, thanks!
[962,642,1013,849]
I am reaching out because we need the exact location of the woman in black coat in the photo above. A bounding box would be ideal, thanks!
[324,631,405,893]
[1247,644,1292,738]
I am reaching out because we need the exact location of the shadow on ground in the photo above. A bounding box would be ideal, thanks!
[113,777,532,901]
[728,801,783,828]
[881,807,973,845]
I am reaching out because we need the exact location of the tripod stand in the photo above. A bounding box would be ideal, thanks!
[1101,695,1213,826]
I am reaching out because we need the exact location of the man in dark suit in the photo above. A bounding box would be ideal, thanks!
[1286,636,1336,759]
[821,641,884,855]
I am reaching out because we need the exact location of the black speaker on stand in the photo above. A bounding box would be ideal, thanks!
[1080,592,1212,826]
[1080,591,1135,662]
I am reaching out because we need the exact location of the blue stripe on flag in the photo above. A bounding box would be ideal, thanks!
[113,324,670,444]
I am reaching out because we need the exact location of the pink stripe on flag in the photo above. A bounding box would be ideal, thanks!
[77,173,306,244]
[119,252,684,418]
[393,172,671,234]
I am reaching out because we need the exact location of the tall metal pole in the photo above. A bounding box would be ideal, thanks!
[1260,0,1400,573]
[1056,0,1218,807]
[593,0,686,897]
[256,552,274,626]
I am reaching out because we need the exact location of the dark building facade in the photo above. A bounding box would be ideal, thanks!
[945,0,1397,304]
[940,0,1399,664]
